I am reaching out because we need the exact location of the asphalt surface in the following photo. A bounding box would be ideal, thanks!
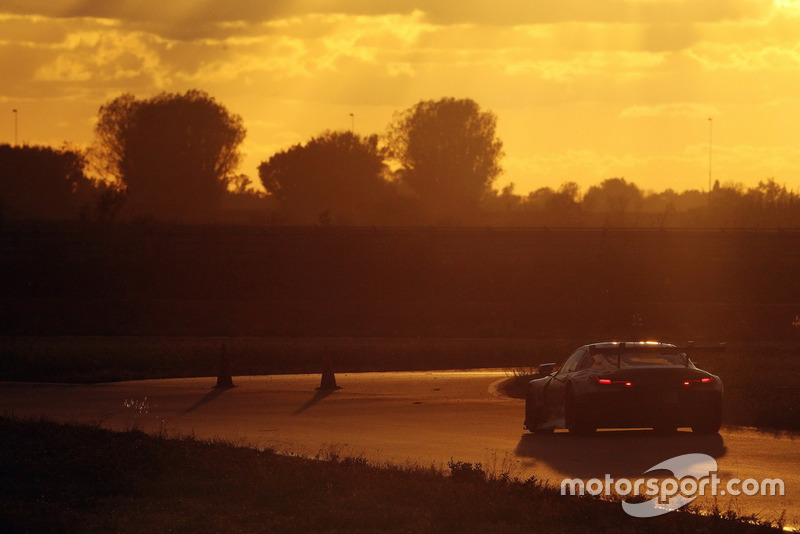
[1,371,797,526]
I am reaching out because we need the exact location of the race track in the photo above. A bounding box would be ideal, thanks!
[1,371,797,526]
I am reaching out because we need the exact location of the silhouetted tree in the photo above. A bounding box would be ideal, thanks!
[583,178,643,226]
[258,130,392,224]
[386,97,504,222]
[93,90,246,221]
[520,181,584,226]
[748,179,793,210]
[86,180,127,222]
[0,144,95,221]
[708,182,747,227]
[227,174,255,195]
[641,188,680,228]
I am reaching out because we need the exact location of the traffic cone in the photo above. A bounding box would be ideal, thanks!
[317,353,341,390]
[215,342,234,389]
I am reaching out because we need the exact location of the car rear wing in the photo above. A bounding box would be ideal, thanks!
[677,342,727,367]
[588,342,726,367]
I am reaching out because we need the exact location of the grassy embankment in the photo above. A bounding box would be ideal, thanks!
[0,416,785,534]
[2,336,798,432]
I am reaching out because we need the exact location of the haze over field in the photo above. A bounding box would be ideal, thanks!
[2,0,800,194]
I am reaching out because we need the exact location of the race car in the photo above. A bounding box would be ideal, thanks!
[524,341,724,434]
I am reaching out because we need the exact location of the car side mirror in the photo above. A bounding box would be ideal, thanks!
[537,362,557,376]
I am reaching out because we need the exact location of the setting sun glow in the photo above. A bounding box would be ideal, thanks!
[2,1,800,194]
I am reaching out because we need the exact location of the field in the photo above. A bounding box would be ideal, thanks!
[2,226,800,341]
[1,226,799,431]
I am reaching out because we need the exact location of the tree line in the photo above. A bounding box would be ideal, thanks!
[2,89,800,228]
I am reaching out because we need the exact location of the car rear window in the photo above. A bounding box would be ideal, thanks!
[587,354,618,370]
[618,352,686,367]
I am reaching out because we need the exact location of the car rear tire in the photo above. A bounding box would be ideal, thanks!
[565,391,595,435]
[525,394,553,434]
[692,401,722,434]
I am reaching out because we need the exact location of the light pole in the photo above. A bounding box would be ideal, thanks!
[12,108,18,146]
[349,112,354,133]
[708,117,713,191]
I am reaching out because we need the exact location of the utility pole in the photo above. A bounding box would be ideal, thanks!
[12,108,18,146]
[708,117,713,191]
[349,113,354,133]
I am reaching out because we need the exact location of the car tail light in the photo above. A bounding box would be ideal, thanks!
[592,376,632,387]
[683,377,713,386]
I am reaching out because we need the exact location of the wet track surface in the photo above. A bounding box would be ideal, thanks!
[2,371,797,526]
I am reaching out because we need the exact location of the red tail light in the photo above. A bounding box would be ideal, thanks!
[592,376,632,386]
[683,377,713,386]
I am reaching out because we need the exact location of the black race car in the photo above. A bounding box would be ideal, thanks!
[524,342,724,434]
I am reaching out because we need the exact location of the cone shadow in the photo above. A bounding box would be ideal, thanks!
[293,389,336,415]
[183,387,228,414]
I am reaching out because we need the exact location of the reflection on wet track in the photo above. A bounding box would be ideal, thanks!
[515,430,726,479]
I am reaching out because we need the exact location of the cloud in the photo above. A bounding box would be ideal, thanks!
[505,50,666,82]
[0,0,776,39]
[168,11,433,89]
[620,103,720,118]
[1,0,798,194]
[31,28,172,90]
[689,42,800,71]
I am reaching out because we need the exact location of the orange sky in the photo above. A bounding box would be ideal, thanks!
[2,0,800,195]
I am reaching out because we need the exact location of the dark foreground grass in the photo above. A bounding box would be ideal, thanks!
[0,417,784,534]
